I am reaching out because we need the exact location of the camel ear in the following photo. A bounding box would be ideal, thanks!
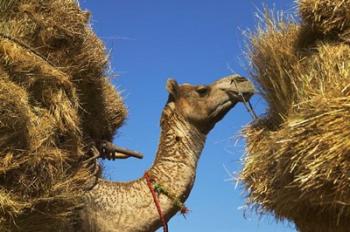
[166,79,179,98]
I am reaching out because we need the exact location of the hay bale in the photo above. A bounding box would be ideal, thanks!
[247,17,301,125]
[0,0,127,230]
[240,2,350,231]
[299,0,350,37]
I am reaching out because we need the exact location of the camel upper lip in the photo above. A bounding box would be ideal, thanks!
[225,89,254,101]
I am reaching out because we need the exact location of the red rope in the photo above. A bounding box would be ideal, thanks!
[144,172,169,232]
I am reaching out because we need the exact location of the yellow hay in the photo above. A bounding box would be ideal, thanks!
[241,1,350,231]
[0,0,127,230]
[299,0,350,36]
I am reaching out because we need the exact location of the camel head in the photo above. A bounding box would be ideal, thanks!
[166,75,254,134]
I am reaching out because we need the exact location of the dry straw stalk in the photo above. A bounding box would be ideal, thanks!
[241,1,350,231]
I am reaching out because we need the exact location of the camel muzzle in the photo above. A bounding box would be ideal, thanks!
[214,74,255,102]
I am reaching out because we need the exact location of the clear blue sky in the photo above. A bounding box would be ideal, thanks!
[79,1,297,231]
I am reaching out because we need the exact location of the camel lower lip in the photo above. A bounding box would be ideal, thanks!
[209,101,232,119]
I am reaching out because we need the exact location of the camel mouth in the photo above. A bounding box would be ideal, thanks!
[226,81,255,101]
[226,89,254,102]
[208,84,254,123]
[230,89,255,102]
[208,99,235,122]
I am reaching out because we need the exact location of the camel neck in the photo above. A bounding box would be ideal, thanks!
[81,103,207,232]
[148,103,206,199]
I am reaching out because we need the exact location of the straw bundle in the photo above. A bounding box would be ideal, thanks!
[299,0,350,37]
[240,1,350,231]
[0,0,127,231]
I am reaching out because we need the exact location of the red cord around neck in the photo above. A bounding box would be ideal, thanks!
[144,172,169,232]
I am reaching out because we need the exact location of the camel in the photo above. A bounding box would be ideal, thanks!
[78,75,254,232]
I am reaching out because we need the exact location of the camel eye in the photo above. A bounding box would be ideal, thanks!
[196,86,209,96]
